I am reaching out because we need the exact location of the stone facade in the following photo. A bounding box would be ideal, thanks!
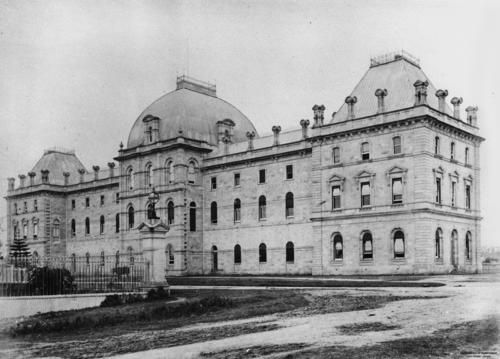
[4,52,484,278]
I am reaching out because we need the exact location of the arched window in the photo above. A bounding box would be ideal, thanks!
[234,244,241,264]
[13,224,19,239]
[211,202,218,224]
[234,198,241,222]
[362,232,373,260]
[465,147,470,165]
[333,233,343,260]
[188,161,196,184]
[466,231,472,261]
[286,241,294,262]
[166,244,174,265]
[127,167,134,190]
[148,126,153,143]
[285,192,294,218]
[99,215,105,234]
[166,160,174,184]
[393,230,405,258]
[145,163,153,187]
[22,222,28,239]
[85,217,90,235]
[258,195,266,220]
[435,228,443,259]
[393,136,402,154]
[71,219,76,237]
[189,202,196,232]
[127,246,134,265]
[128,206,135,229]
[450,142,456,160]
[167,201,174,225]
[434,136,440,155]
[115,213,120,233]
[53,219,60,238]
[33,221,39,239]
[259,243,267,263]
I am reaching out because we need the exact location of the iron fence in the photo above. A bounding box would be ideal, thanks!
[0,254,150,296]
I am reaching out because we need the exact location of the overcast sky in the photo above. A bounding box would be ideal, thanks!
[0,0,498,247]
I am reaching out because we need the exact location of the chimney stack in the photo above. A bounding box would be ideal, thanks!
[18,174,26,188]
[465,106,478,126]
[300,119,310,139]
[92,165,100,181]
[272,125,282,146]
[78,168,86,183]
[345,96,357,120]
[413,80,429,105]
[374,89,388,113]
[246,131,255,151]
[63,172,70,186]
[7,177,15,191]
[108,162,116,178]
[450,97,463,119]
[312,105,325,127]
[28,171,36,186]
[222,136,230,154]
[435,89,448,112]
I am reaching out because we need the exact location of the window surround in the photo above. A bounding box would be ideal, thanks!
[332,147,341,164]
[285,165,294,180]
[449,170,459,208]
[355,171,375,209]
[360,231,374,262]
[386,166,408,205]
[391,228,406,261]
[258,169,266,184]
[361,141,370,161]
[328,174,345,211]
[234,173,241,187]
[331,232,344,263]
[435,228,444,263]
[433,166,445,205]
[392,136,402,155]
[465,231,473,262]
[463,175,473,211]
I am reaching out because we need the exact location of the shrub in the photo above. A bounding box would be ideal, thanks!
[146,286,170,301]
[100,294,123,307]
[28,267,74,295]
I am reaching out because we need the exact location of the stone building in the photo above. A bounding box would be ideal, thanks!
[4,52,483,279]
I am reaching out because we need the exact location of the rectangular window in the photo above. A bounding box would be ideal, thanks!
[259,169,266,184]
[393,136,402,154]
[23,202,27,213]
[392,178,403,204]
[100,195,105,206]
[465,184,471,209]
[71,199,75,210]
[436,178,442,204]
[234,173,240,187]
[333,147,340,164]
[361,182,371,207]
[211,177,217,190]
[332,186,341,209]
[85,197,90,207]
[286,165,293,180]
[115,193,120,204]
[451,181,456,207]
[361,142,370,160]
[34,200,38,212]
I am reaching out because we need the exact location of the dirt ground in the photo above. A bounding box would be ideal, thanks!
[0,274,499,358]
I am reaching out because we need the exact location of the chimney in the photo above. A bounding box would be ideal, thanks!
[300,119,310,139]
[374,89,388,113]
[465,106,478,126]
[345,96,357,120]
[413,80,429,105]
[435,89,448,112]
[41,170,49,184]
[272,125,282,146]
[7,177,15,191]
[222,136,230,154]
[92,165,100,180]
[28,171,36,186]
[18,174,26,188]
[78,168,86,183]
[108,162,116,178]
[312,105,325,127]
[450,97,463,119]
[246,131,255,151]
[63,172,70,186]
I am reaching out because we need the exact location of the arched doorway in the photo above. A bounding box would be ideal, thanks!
[451,230,459,270]
[211,245,218,273]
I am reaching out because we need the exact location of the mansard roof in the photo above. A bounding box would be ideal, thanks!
[332,52,453,122]
[30,148,87,185]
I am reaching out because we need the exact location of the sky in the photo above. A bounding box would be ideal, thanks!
[0,0,498,248]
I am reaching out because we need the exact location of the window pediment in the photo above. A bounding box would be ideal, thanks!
[329,174,346,191]
[354,170,375,186]
[386,166,408,185]
[448,170,459,180]
[464,174,473,184]
[433,166,445,177]
[31,217,39,224]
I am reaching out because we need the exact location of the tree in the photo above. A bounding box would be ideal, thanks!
[9,235,30,267]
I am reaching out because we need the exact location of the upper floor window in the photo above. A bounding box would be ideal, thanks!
[115,193,120,204]
[234,173,240,187]
[127,167,134,189]
[33,222,38,238]
[53,219,60,237]
[285,192,294,218]
[100,215,105,234]
[450,142,456,161]
[258,195,266,220]
[393,230,405,258]
[286,165,293,180]
[189,202,196,232]
[145,163,153,187]
[332,186,341,209]
[23,202,27,213]
[148,126,153,143]
[451,181,457,207]
[100,195,105,206]
[71,199,75,210]
[71,219,76,237]
[128,206,135,229]
[361,182,371,207]
[166,244,174,265]
[85,217,90,235]
[165,161,174,184]
[465,147,470,165]
[210,201,218,224]
[465,184,471,210]
[115,213,120,233]
[333,233,343,260]
[435,178,442,204]
[34,200,38,212]
[392,178,403,204]
[188,162,196,184]
[259,169,266,184]
[362,232,373,260]
[434,136,440,155]
[14,203,17,214]
[393,136,401,154]
[211,177,217,190]
[85,197,90,207]
[234,199,241,222]
[167,201,175,225]
[332,147,340,164]
[23,222,28,238]
[361,142,370,160]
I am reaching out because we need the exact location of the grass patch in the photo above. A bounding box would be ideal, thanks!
[200,343,310,358]
[276,316,500,358]
[337,322,401,334]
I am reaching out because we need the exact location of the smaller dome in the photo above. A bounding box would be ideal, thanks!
[30,148,86,185]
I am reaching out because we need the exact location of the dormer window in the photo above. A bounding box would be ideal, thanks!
[142,115,160,144]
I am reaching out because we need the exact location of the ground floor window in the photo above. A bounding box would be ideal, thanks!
[393,230,405,258]
[259,243,267,263]
[234,244,241,264]
[362,232,373,259]
[286,241,294,262]
[333,233,343,260]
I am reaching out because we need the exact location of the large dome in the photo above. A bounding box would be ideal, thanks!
[127,77,258,148]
